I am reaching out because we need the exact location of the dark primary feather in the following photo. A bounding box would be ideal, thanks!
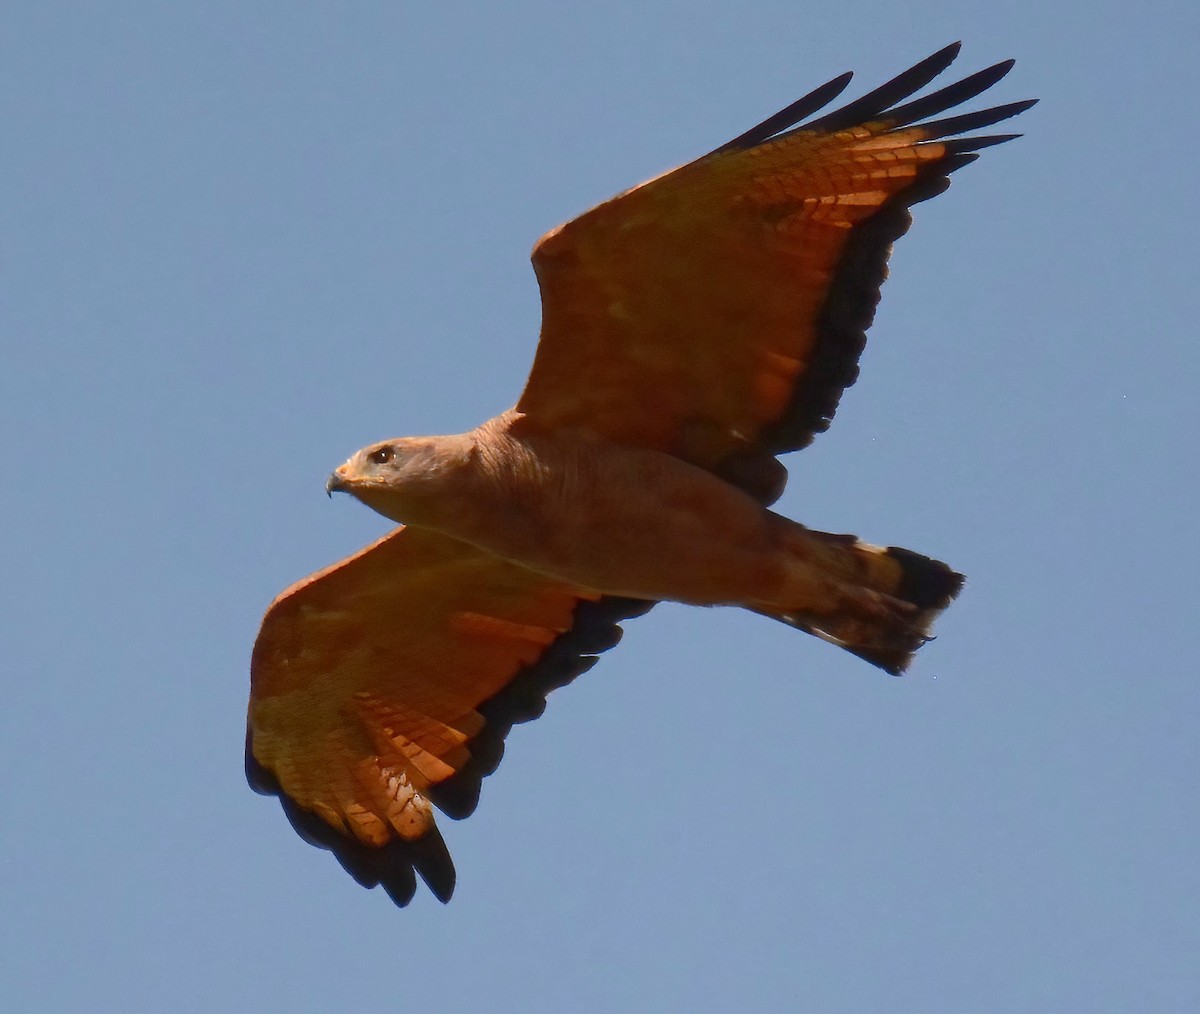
[704,45,1036,455]
[713,71,853,154]
[797,42,965,135]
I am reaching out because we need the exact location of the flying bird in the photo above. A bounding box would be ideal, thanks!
[247,43,1034,907]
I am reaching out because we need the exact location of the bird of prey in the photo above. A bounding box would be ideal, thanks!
[247,43,1033,907]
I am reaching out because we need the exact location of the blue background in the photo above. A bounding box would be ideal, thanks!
[5,2,1197,1011]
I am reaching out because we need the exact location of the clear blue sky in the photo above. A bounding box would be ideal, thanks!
[4,3,1197,1012]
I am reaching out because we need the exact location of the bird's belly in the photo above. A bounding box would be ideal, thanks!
[455,435,788,605]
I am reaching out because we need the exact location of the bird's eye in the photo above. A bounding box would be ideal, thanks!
[369,446,395,465]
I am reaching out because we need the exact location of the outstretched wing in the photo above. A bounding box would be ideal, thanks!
[517,44,1034,497]
[247,525,651,906]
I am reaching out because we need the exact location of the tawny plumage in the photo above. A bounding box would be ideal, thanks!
[248,43,1034,906]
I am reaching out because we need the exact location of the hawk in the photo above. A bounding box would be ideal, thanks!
[247,43,1033,906]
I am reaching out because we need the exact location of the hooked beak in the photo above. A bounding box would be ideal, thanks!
[325,468,347,498]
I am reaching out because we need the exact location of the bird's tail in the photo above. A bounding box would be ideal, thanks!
[754,522,964,674]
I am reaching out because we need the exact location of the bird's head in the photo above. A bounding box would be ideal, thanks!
[325,435,468,526]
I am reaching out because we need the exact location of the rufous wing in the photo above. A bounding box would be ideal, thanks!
[517,44,1034,498]
[247,525,651,905]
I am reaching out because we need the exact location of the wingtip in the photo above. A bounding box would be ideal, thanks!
[962,57,1017,95]
[411,824,457,904]
[926,40,964,72]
